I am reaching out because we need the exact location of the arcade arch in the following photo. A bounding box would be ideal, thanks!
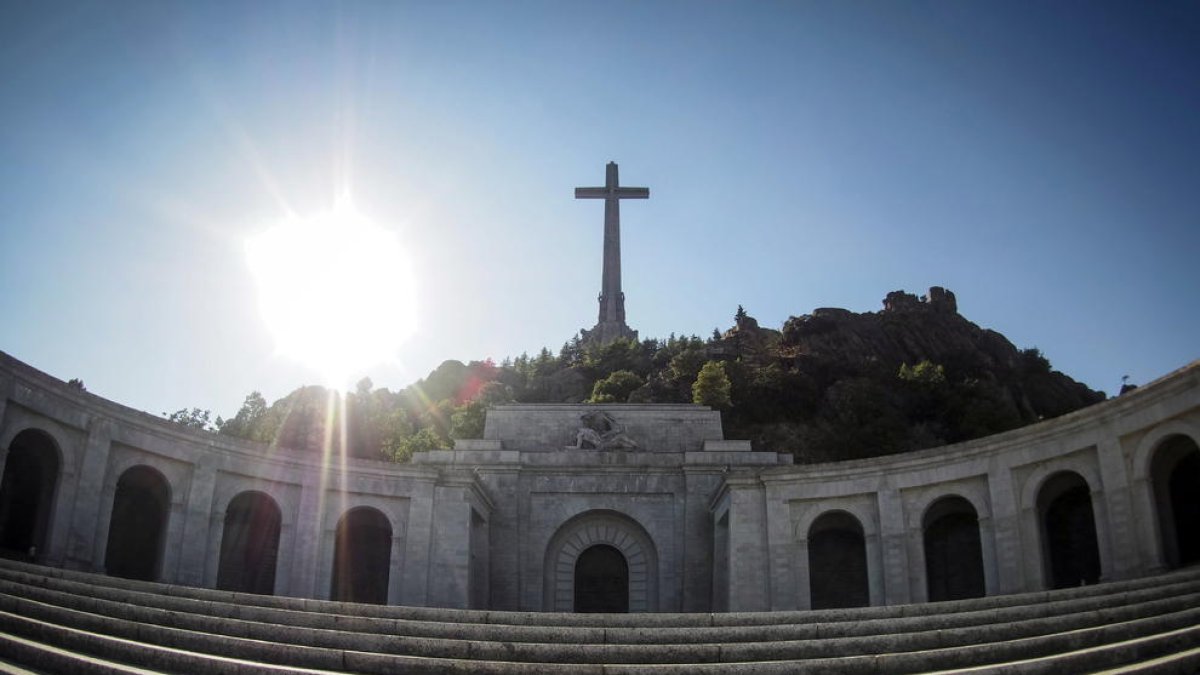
[217,491,282,595]
[1037,471,1101,588]
[1149,434,1200,569]
[808,510,869,609]
[922,495,985,601]
[330,506,392,604]
[0,429,61,559]
[574,544,628,613]
[543,510,658,612]
[105,465,171,581]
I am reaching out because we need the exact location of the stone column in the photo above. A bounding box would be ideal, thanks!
[68,418,113,571]
[724,475,769,611]
[400,474,437,606]
[387,532,407,606]
[1096,437,1140,578]
[175,459,217,586]
[877,487,911,605]
[426,481,473,609]
[988,466,1026,593]
[203,508,225,587]
[682,468,721,612]
[762,481,797,611]
[287,473,323,598]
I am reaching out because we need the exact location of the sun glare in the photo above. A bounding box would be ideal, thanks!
[246,201,417,386]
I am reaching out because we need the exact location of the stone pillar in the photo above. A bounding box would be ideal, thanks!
[387,533,407,606]
[159,491,188,584]
[978,513,1000,596]
[175,459,217,586]
[724,475,769,611]
[762,481,797,611]
[877,487,911,605]
[682,468,720,612]
[400,474,437,606]
[67,418,112,571]
[426,480,474,609]
[1096,437,1140,578]
[1089,485,1116,584]
[988,466,1026,593]
[203,508,225,587]
[287,473,323,598]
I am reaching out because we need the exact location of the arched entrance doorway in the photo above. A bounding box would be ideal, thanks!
[923,495,985,601]
[808,511,869,609]
[217,491,282,595]
[543,510,658,612]
[1150,435,1200,568]
[574,544,628,613]
[330,507,391,604]
[105,466,170,581]
[0,429,60,559]
[1038,471,1101,588]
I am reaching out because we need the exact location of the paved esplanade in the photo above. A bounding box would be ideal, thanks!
[576,162,648,344]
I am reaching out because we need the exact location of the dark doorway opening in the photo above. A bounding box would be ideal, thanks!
[808,511,869,609]
[1151,435,1200,568]
[217,491,282,594]
[923,496,986,601]
[330,507,391,604]
[0,430,60,559]
[105,466,170,581]
[1039,471,1101,588]
[574,544,628,613]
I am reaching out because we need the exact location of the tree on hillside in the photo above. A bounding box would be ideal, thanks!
[588,370,645,403]
[450,382,514,439]
[692,361,732,409]
[165,408,216,432]
[218,392,271,441]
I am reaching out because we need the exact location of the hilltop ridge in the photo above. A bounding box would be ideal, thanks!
[199,286,1105,464]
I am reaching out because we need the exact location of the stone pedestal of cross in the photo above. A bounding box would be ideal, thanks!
[575,162,649,345]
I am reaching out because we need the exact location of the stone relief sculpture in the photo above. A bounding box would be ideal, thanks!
[574,411,639,451]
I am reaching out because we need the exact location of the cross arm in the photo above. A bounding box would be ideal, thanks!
[574,187,650,199]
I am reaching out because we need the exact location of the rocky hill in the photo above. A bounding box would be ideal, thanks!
[723,287,1106,461]
[206,286,1106,464]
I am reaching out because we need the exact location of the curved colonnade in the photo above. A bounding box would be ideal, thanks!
[0,350,1197,613]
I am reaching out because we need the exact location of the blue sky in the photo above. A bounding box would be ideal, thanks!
[1,1,1197,419]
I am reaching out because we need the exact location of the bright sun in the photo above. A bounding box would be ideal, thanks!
[246,200,417,385]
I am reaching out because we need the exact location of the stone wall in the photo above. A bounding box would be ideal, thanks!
[0,349,1196,613]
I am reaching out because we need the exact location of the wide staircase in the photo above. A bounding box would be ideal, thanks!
[0,558,1197,674]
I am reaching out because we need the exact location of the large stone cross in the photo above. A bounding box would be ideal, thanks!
[575,162,648,340]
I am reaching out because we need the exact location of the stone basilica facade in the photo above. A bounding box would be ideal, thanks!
[0,350,1198,613]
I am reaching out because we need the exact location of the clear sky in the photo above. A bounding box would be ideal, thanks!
[1,1,1197,420]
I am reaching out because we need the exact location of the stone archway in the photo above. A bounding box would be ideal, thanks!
[105,465,171,581]
[1150,434,1200,569]
[574,544,629,613]
[808,510,869,609]
[544,511,657,612]
[0,429,61,559]
[923,495,985,602]
[330,507,392,605]
[217,491,282,595]
[1038,471,1101,588]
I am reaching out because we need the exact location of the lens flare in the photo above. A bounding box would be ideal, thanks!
[246,201,417,385]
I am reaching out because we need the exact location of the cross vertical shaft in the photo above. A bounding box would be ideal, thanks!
[575,162,649,345]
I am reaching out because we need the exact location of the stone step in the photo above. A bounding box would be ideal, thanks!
[0,611,353,675]
[1,574,1198,669]
[924,624,1200,674]
[3,565,1199,649]
[1096,642,1200,675]
[1,558,1197,673]
[2,557,1198,630]
[1,603,1198,675]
